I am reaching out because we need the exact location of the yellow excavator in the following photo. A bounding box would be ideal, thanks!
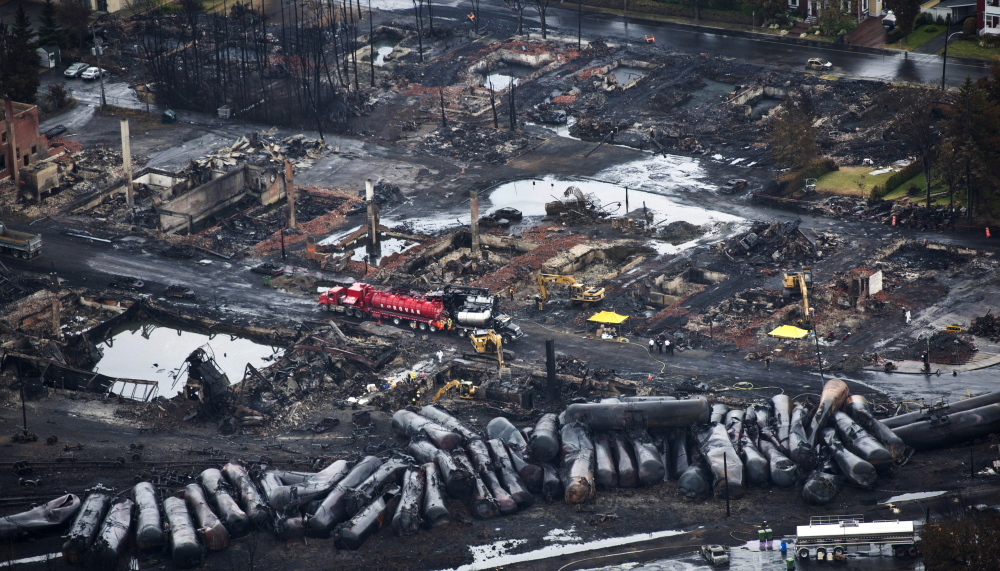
[432,379,478,403]
[469,329,505,369]
[537,273,606,309]
[782,269,813,326]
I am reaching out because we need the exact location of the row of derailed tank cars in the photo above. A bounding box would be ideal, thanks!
[2,380,998,567]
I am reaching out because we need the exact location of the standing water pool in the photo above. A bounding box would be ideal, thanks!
[94,322,284,399]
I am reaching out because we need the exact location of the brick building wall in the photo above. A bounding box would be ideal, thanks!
[0,102,46,182]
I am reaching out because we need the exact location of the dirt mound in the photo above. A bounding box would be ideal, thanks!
[887,332,978,365]
[657,221,705,244]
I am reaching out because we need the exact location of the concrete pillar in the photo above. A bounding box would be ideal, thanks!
[470,189,480,258]
[285,160,296,228]
[120,119,133,209]
[4,99,19,187]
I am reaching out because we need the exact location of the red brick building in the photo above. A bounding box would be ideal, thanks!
[1,101,47,182]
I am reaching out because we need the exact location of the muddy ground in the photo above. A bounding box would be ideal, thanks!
[1,7,1000,571]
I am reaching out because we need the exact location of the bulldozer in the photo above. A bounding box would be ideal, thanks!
[537,273,606,309]
[432,379,478,403]
[782,269,813,327]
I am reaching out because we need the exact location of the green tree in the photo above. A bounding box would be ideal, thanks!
[0,7,41,103]
[38,0,62,47]
[884,0,920,35]
[57,0,93,49]
[768,99,818,169]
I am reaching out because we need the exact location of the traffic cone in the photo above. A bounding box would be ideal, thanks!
[987,227,992,238]
[647,375,653,381]
[891,215,896,226]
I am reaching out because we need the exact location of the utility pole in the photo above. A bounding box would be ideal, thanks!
[93,36,107,109]
[577,0,582,48]
[942,19,957,90]
[369,0,375,87]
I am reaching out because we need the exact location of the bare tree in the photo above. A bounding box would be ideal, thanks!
[413,0,424,62]
[504,0,528,35]
[469,0,481,34]
[533,0,550,38]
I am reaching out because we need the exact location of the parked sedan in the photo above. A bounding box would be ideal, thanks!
[64,62,89,78]
[80,67,106,80]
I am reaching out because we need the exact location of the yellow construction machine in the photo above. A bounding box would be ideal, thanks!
[432,379,478,403]
[469,329,505,369]
[537,273,606,309]
[782,269,813,325]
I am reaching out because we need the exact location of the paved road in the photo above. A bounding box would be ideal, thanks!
[413,1,991,87]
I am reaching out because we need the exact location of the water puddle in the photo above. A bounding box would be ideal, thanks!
[374,42,395,66]
[880,491,947,504]
[95,322,284,399]
[485,73,518,90]
[347,237,419,262]
[527,116,578,139]
[610,66,646,85]
[443,530,686,571]
[320,155,742,251]
[681,78,737,109]
[484,63,535,90]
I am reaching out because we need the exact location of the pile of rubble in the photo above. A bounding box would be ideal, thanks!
[421,122,541,165]
[883,332,978,366]
[193,131,330,176]
[969,312,1000,342]
[718,220,818,265]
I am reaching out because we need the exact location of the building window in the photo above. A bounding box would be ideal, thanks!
[789,0,798,7]
[1,132,5,144]
[863,0,869,11]
[31,145,36,155]
[0,154,5,171]
[989,14,1000,27]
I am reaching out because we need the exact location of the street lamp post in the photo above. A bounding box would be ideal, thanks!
[941,26,962,90]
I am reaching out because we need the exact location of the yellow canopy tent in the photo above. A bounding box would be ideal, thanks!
[768,325,810,339]
[588,311,630,339]
[587,311,629,324]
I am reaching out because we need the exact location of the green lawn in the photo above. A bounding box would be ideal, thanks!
[940,37,1000,59]
[882,172,966,206]
[814,166,895,197]
[898,24,944,51]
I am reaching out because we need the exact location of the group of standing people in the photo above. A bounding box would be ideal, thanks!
[649,333,674,356]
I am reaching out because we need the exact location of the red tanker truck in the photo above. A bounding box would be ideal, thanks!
[318,283,523,342]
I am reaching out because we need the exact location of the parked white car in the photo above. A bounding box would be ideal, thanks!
[806,58,833,71]
[80,66,106,80]
[64,62,89,78]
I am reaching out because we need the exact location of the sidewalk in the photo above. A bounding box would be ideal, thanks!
[864,347,1000,375]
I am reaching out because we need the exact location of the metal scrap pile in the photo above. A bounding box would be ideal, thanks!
[191,131,329,174]
[720,220,817,265]
[234,324,400,428]
[969,312,1000,342]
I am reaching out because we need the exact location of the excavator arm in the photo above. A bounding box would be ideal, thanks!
[537,274,605,306]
